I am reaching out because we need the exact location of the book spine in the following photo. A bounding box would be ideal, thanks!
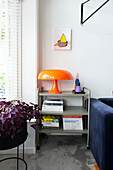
[42,118,59,123]
[42,105,63,108]
[63,115,82,118]
[42,122,59,127]
[43,103,63,106]
[42,105,63,111]
[43,99,63,103]
[44,101,63,104]
[44,100,63,104]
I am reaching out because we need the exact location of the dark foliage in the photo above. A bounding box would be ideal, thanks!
[0,100,41,138]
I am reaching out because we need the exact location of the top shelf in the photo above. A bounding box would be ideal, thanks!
[39,91,88,97]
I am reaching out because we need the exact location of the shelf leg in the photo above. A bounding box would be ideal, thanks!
[35,120,40,150]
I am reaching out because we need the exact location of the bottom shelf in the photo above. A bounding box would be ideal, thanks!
[39,129,88,134]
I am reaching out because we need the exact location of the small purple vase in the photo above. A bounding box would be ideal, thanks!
[76,82,81,92]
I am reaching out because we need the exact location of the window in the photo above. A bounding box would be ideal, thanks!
[0,0,21,99]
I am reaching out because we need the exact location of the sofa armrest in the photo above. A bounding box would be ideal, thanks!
[90,98,113,170]
[98,98,113,108]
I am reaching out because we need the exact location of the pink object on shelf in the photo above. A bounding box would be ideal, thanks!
[76,73,79,79]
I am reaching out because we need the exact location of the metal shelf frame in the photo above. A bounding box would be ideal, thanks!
[36,87,91,149]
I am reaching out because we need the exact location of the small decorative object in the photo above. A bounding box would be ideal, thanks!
[76,82,82,92]
[86,159,99,170]
[75,73,79,91]
[38,69,73,94]
[73,73,83,93]
[54,28,71,50]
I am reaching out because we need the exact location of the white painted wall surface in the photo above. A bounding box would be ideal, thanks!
[14,0,113,154]
[21,0,113,101]
[21,0,39,153]
[38,0,113,98]
[22,0,39,103]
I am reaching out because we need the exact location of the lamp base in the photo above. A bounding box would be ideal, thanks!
[48,80,62,94]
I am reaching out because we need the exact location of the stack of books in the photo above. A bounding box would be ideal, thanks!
[42,99,63,112]
[63,115,83,130]
[41,115,60,129]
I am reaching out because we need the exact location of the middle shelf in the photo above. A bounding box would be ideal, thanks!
[40,106,88,115]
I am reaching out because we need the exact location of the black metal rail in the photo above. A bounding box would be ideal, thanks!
[0,143,27,170]
[81,0,110,24]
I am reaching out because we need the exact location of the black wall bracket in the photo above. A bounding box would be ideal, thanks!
[81,0,110,24]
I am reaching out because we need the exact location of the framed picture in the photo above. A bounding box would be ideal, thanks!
[54,28,71,50]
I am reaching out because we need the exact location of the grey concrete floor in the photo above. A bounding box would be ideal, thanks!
[0,135,94,170]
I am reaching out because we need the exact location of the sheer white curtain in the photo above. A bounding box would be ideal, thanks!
[0,0,21,100]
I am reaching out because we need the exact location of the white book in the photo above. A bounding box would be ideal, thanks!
[43,99,63,104]
[42,104,63,108]
[42,107,63,112]
[42,122,59,127]
[42,104,63,112]
[43,103,63,106]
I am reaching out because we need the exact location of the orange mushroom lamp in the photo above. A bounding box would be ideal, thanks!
[38,69,73,94]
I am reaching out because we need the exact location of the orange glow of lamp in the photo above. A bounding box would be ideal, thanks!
[38,69,73,94]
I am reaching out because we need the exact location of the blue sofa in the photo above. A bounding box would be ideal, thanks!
[90,98,113,170]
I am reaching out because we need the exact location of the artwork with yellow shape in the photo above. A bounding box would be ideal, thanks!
[60,34,67,42]
[54,28,71,50]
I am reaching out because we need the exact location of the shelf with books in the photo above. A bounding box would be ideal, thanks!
[40,106,88,115]
[36,87,91,149]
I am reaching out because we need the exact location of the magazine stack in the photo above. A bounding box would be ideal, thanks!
[41,115,60,129]
[63,115,83,130]
[42,99,63,112]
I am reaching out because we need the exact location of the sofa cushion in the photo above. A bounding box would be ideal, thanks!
[98,98,113,108]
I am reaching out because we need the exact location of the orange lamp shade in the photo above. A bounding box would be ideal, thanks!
[38,69,73,94]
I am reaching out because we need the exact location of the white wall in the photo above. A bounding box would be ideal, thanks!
[22,0,113,99]
[22,0,39,103]
[39,0,113,98]
[21,0,113,153]
[22,0,39,153]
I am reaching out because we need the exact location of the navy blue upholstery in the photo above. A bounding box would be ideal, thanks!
[90,98,113,170]
[98,98,113,108]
